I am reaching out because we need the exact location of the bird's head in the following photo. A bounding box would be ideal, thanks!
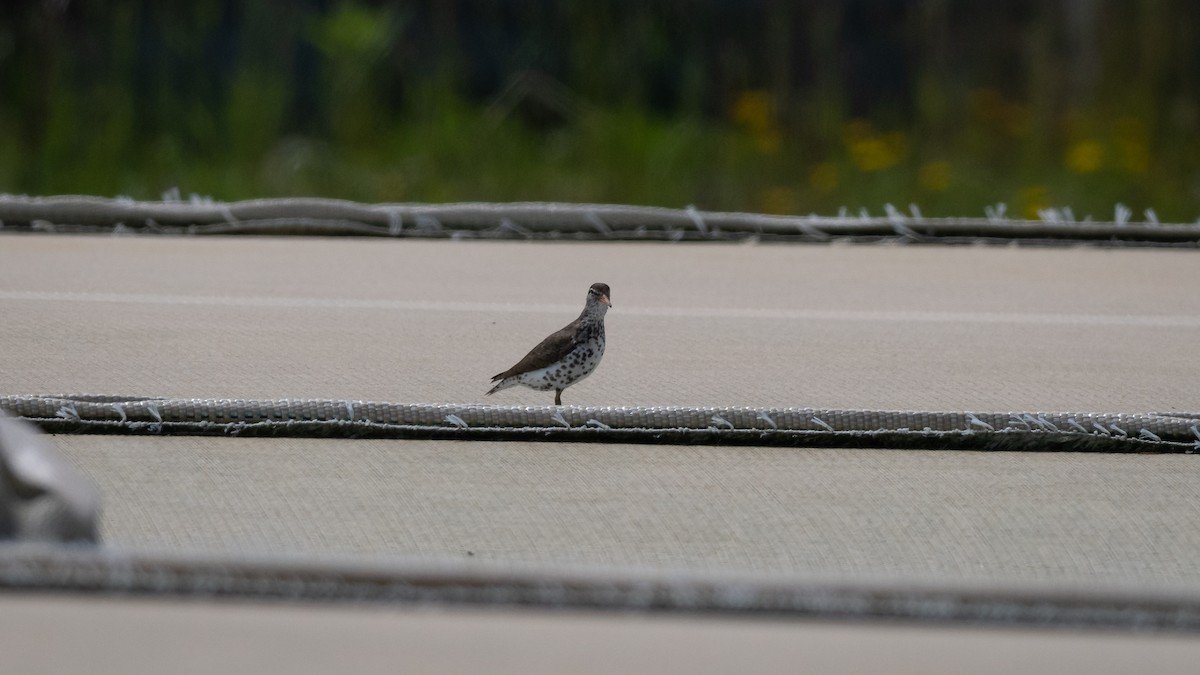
[588,282,612,308]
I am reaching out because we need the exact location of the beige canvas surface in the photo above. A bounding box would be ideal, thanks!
[3,594,1200,675]
[3,234,1200,664]
[1,235,1198,411]
[46,435,1200,589]
[3,234,1200,576]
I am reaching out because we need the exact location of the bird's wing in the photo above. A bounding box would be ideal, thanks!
[491,320,580,381]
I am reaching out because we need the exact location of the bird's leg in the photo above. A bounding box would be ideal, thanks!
[555,389,562,406]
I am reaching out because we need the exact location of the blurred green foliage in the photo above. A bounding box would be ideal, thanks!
[1,0,1198,219]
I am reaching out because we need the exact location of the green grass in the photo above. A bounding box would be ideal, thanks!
[2,3,1197,223]
[5,90,1196,223]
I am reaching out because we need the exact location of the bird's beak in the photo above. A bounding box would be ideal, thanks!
[600,294,612,307]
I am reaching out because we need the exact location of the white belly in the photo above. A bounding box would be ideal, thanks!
[518,340,605,391]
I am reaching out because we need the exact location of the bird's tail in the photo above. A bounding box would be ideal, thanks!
[485,377,516,396]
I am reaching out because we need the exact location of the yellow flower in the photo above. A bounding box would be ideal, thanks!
[917,161,952,192]
[732,90,782,155]
[1065,140,1104,173]
[732,90,773,132]
[843,120,906,172]
[849,134,906,172]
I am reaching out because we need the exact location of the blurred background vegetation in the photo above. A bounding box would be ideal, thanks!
[1,0,1198,220]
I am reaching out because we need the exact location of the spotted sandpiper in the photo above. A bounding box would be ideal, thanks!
[486,283,611,406]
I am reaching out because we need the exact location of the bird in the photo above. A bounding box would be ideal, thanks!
[486,282,612,406]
